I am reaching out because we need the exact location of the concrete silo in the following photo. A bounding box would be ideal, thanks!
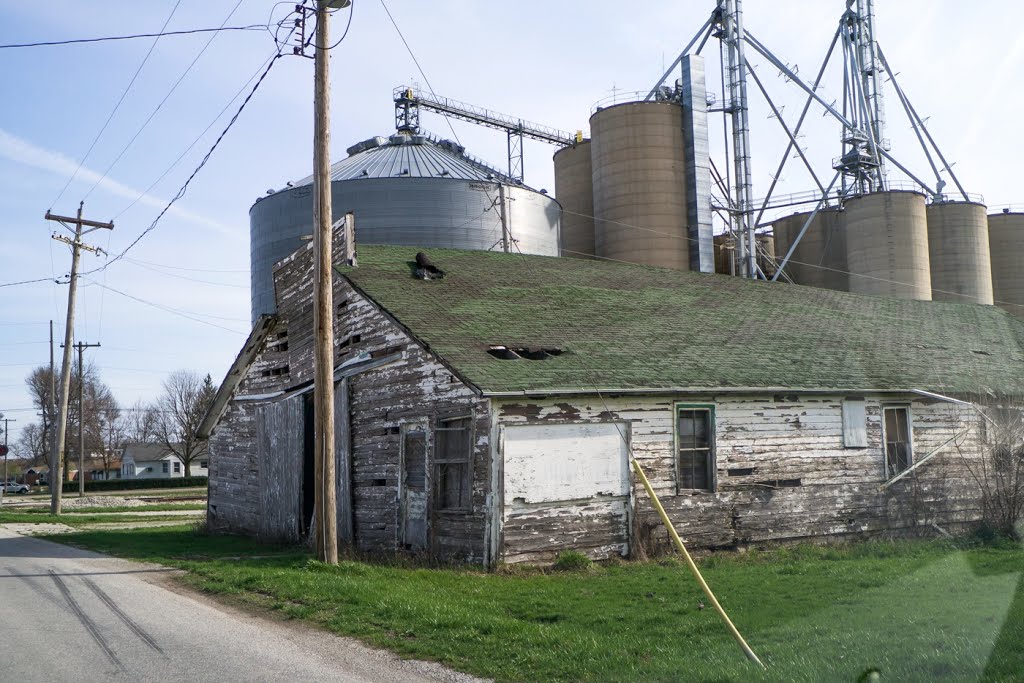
[771,208,848,291]
[988,211,1024,316]
[249,133,560,323]
[926,201,994,305]
[843,191,932,300]
[589,101,690,270]
[553,141,595,259]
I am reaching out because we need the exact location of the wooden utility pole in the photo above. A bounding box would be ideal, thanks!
[45,202,113,514]
[312,0,343,563]
[1,418,15,504]
[74,341,100,497]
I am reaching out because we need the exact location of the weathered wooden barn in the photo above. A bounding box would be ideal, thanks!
[199,236,1024,566]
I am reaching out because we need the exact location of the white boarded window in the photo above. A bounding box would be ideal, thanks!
[842,399,868,448]
[503,423,629,504]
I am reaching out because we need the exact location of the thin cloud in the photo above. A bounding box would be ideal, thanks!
[0,127,238,237]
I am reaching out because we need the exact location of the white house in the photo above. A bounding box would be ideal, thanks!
[121,444,209,479]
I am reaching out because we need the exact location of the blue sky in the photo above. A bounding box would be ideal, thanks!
[1,1,1022,448]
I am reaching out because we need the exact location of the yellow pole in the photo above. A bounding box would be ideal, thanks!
[631,458,766,669]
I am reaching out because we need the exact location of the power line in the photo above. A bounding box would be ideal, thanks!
[110,48,284,221]
[122,257,248,274]
[122,258,249,289]
[84,280,248,333]
[50,0,184,208]
[0,25,266,50]
[378,0,461,145]
[86,50,286,275]
[0,278,60,288]
[81,0,248,202]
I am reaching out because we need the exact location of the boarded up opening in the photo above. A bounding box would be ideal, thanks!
[502,422,630,563]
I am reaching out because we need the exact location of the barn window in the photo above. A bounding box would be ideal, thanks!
[676,406,715,492]
[842,399,868,448]
[434,416,472,510]
[882,405,913,477]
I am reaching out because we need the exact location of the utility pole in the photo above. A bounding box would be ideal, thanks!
[1,418,15,505]
[49,320,56,490]
[72,342,100,497]
[312,0,345,564]
[45,202,113,514]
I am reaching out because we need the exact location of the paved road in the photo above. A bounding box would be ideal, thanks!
[0,528,483,683]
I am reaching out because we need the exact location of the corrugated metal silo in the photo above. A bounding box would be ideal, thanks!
[771,208,848,291]
[844,191,931,300]
[988,211,1024,316]
[589,102,689,270]
[926,201,994,304]
[249,133,560,323]
[553,141,594,259]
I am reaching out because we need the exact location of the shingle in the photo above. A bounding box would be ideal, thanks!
[338,246,1024,395]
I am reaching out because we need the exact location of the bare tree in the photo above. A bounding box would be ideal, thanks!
[157,371,216,477]
[123,400,161,444]
[15,423,48,466]
[25,361,116,481]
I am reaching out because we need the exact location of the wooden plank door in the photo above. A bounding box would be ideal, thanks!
[400,424,429,551]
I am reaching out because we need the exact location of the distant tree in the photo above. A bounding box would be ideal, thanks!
[25,361,117,480]
[156,371,216,476]
[15,423,48,466]
[123,400,161,444]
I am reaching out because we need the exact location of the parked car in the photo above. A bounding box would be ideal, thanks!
[1,482,30,494]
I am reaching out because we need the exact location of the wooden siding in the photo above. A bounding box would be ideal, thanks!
[339,280,490,563]
[208,229,492,563]
[256,395,304,542]
[495,394,985,561]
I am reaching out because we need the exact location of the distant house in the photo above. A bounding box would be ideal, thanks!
[121,444,209,479]
[86,457,122,481]
[24,467,48,486]
[200,241,1024,566]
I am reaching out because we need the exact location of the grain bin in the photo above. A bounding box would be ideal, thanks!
[988,211,1024,316]
[770,208,848,291]
[844,191,931,300]
[553,141,594,259]
[589,102,689,270]
[249,133,560,323]
[926,201,994,304]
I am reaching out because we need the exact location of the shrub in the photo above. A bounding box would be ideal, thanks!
[61,476,207,493]
[552,550,594,572]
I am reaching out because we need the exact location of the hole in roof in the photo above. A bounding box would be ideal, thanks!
[488,346,563,361]
[971,349,992,356]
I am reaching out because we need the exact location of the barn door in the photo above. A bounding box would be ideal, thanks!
[256,394,304,542]
[400,424,429,551]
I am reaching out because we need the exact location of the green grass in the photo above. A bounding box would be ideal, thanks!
[0,512,197,527]
[48,527,1024,683]
[4,503,205,514]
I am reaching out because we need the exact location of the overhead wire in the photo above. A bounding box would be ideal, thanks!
[85,47,288,276]
[83,279,248,334]
[378,0,461,145]
[0,25,267,50]
[50,0,184,209]
[81,0,247,202]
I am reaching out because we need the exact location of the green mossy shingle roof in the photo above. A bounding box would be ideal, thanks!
[338,246,1024,395]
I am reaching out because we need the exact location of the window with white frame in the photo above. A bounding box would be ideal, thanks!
[882,405,913,477]
[162,462,169,474]
[677,406,715,491]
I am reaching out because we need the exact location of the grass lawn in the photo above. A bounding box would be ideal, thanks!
[0,512,199,527]
[50,526,1023,683]
[3,503,206,514]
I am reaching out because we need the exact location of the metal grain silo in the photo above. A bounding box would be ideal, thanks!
[926,201,994,305]
[249,133,560,323]
[844,191,931,300]
[553,141,594,259]
[770,208,848,291]
[988,211,1024,316]
[589,102,689,270]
